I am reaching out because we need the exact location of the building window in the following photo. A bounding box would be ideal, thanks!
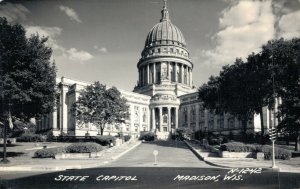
[191,106,196,123]
[142,107,147,123]
[163,114,168,123]
[183,108,187,123]
[163,127,167,132]
[228,118,235,128]
[209,120,214,130]
[134,106,139,123]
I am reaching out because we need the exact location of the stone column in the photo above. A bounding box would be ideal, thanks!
[174,63,177,82]
[175,107,179,129]
[187,68,190,86]
[147,64,150,85]
[168,62,171,82]
[190,68,193,87]
[168,107,171,131]
[181,64,184,84]
[152,108,155,131]
[159,107,163,132]
[153,63,156,84]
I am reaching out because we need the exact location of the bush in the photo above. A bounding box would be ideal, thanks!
[139,132,155,141]
[220,142,261,152]
[262,145,291,160]
[17,133,45,142]
[124,135,131,142]
[94,135,116,146]
[33,148,59,158]
[65,142,103,153]
[176,128,193,140]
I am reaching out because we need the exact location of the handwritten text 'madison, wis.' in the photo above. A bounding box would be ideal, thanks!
[173,168,263,182]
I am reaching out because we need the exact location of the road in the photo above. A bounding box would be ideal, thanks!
[0,140,300,189]
[106,140,211,167]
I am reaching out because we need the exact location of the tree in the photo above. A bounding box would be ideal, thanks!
[72,82,129,135]
[0,17,57,163]
[264,38,300,151]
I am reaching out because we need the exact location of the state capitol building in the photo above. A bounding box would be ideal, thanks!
[36,1,275,139]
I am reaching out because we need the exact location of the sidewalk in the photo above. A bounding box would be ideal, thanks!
[185,140,300,173]
[0,140,141,171]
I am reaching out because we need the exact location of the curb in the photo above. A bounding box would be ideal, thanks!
[184,140,230,168]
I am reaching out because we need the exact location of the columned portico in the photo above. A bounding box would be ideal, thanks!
[151,106,179,135]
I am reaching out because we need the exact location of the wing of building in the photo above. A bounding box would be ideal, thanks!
[36,1,279,139]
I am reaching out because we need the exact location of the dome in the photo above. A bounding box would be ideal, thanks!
[144,0,186,48]
[145,21,186,47]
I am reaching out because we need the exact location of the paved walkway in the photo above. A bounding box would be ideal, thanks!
[0,140,141,171]
[106,140,213,167]
[185,140,300,173]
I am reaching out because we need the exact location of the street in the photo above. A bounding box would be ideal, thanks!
[0,140,300,189]
[106,140,211,167]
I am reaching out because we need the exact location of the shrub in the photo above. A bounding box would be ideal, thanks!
[65,142,103,153]
[139,132,155,141]
[17,133,45,142]
[262,145,291,160]
[220,142,261,152]
[176,128,193,140]
[33,148,59,158]
[123,135,131,142]
[208,136,219,145]
[94,135,116,146]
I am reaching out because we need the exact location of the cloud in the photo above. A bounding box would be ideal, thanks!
[0,3,30,22]
[26,26,63,51]
[200,1,275,67]
[278,10,300,39]
[25,26,93,63]
[59,5,82,23]
[93,45,108,53]
[66,48,93,62]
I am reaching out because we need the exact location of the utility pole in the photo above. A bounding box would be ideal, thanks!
[270,42,277,169]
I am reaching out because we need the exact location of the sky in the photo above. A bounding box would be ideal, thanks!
[0,0,300,91]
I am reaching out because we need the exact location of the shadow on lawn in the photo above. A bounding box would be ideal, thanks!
[0,144,21,148]
[0,152,25,158]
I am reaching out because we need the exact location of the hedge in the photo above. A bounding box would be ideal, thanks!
[33,148,59,158]
[94,135,116,146]
[262,145,291,160]
[65,142,103,153]
[17,133,46,142]
[220,142,291,160]
[124,135,131,142]
[139,132,155,141]
[220,142,261,152]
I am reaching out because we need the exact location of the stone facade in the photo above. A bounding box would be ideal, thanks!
[36,1,279,139]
